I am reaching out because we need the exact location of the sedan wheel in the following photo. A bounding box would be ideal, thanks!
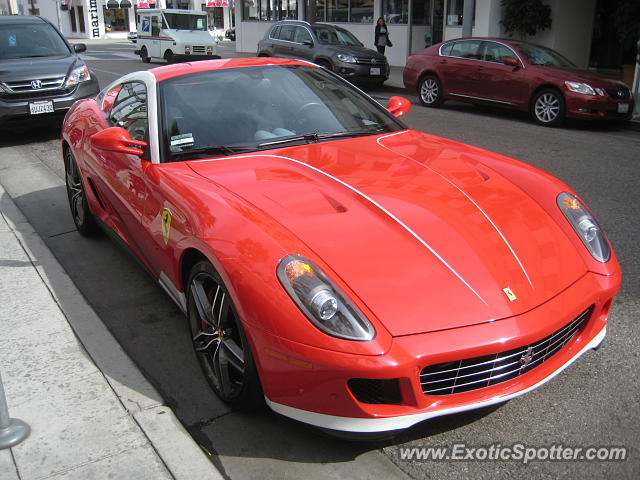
[532,89,565,126]
[418,74,443,107]
[187,261,262,410]
[64,148,97,236]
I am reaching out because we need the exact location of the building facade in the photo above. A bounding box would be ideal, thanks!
[1,0,233,40]
[235,0,598,67]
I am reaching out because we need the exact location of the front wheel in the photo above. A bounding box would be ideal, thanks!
[531,89,565,127]
[140,46,150,63]
[187,261,263,410]
[164,50,174,64]
[64,148,98,236]
[418,74,443,107]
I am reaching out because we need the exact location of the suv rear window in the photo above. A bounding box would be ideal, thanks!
[0,22,70,59]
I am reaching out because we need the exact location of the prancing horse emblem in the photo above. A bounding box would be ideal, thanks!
[161,208,172,245]
[503,287,517,302]
[520,346,534,367]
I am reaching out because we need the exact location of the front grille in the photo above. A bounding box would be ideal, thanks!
[348,378,402,404]
[354,56,385,66]
[420,306,593,396]
[605,87,630,100]
[0,86,76,101]
[191,45,206,54]
[0,76,74,101]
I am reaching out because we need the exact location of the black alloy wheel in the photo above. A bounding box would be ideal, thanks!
[64,148,97,236]
[187,261,262,410]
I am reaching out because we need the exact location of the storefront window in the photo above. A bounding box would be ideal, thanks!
[243,0,297,20]
[446,0,472,26]
[103,8,130,32]
[383,0,407,24]
[349,0,373,23]
[412,0,431,25]
[327,0,347,22]
[78,6,86,32]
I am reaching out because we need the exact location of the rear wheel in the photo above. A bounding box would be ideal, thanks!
[164,49,174,64]
[187,261,263,410]
[64,148,97,236]
[531,89,565,126]
[418,74,443,107]
[140,46,150,63]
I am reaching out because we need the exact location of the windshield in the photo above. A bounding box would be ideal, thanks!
[312,26,363,46]
[515,43,575,67]
[0,23,70,59]
[163,13,208,31]
[159,65,402,161]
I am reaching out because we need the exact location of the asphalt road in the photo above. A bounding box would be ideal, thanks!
[0,41,638,479]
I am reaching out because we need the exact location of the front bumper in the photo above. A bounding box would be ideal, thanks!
[333,61,389,83]
[253,270,619,432]
[565,91,634,121]
[0,78,99,125]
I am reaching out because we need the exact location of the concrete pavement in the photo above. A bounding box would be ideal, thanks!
[0,182,222,479]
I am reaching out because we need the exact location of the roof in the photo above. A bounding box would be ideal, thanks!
[150,56,315,82]
[0,15,47,25]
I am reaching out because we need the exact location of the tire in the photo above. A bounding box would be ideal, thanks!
[531,89,565,127]
[140,46,151,63]
[64,148,98,236]
[418,74,443,107]
[187,261,263,410]
[164,50,174,64]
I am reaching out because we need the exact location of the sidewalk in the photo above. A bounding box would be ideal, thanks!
[0,184,222,479]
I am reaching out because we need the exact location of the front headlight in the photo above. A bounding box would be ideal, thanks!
[557,192,610,262]
[277,255,376,341]
[185,45,191,54]
[565,81,596,95]
[65,64,91,87]
[336,53,357,63]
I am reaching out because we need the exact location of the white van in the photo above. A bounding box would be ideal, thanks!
[135,9,219,63]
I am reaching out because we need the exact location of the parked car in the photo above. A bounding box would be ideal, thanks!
[62,57,619,434]
[403,37,634,126]
[127,31,137,43]
[225,27,235,41]
[0,15,100,126]
[258,20,389,85]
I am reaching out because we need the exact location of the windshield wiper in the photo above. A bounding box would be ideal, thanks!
[257,129,383,148]
[171,145,255,158]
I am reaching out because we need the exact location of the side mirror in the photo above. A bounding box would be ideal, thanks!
[387,96,411,118]
[91,127,147,156]
[74,43,87,53]
[503,56,519,68]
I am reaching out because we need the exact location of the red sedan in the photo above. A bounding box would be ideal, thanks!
[403,37,634,126]
[62,57,620,433]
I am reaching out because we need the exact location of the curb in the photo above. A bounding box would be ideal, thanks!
[0,184,223,480]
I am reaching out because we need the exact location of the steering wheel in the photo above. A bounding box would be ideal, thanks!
[294,102,325,133]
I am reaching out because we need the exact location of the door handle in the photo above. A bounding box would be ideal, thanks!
[440,59,447,64]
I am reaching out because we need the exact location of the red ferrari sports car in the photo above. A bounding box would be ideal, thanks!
[61,57,620,433]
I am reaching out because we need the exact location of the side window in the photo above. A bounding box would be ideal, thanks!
[279,25,296,42]
[109,82,148,143]
[482,42,515,63]
[270,25,281,39]
[151,16,161,36]
[294,27,312,44]
[440,42,454,56]
[449,40,482,60]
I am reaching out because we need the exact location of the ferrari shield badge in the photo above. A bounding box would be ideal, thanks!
[502,287,517,302]
[161,208,172,245]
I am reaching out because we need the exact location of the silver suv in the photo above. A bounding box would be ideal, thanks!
[257,20,389,85]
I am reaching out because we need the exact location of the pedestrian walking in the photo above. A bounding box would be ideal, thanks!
[374,17,392,55]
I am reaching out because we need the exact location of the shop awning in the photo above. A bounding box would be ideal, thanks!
[206,0,228,6]
[120,0,132,7]
[106,0,119,8]
[138,0,150,7]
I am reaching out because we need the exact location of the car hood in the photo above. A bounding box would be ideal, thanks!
[331,45,386,61]
[532,64,629,88]
[0,54,79,82]
[188,130,586,336]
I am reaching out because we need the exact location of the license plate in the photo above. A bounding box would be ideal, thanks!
[29,100,54,115]
[370,67,381,76]
[617,103,629,114]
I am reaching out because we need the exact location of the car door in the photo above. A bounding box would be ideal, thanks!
[474,41,528,106]
[290,26,315,62]
[149,14,163,58]
[273,25,296,58]
[90,81,153,260]
[436,39,483,98]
